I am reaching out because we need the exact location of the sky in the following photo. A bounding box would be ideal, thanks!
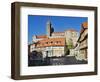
[28,15,88,43]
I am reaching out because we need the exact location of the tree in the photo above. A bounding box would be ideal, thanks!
[67,39,73,49]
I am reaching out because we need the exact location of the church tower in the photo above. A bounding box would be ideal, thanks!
[46,20,52,37]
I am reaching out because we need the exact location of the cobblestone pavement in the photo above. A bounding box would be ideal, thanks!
[28,56,87,66]
[46,56,87,65]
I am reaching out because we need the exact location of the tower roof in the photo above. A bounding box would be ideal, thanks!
[47,20,51,25]
[82,22,88,29]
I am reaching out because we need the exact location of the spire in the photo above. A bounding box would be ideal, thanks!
[47,20,51,25]
[46,20,52,37]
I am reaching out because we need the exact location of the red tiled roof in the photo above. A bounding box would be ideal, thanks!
[35,38,65,48]
[36,35,47,39]
[52,32,65,36]
[80,22,88,33]
[82,22,88,29]
[65,29,77,32]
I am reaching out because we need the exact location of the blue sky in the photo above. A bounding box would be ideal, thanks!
[28,15,88,43]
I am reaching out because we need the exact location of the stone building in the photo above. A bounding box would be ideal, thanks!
[75,22,88,61]
[30,38,66,58]
[65,29,79,48]
[30,20,79,58]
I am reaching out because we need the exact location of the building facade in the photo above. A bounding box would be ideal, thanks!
[30,38,66,58]
[75,22,88,61]
[29,20,79,58]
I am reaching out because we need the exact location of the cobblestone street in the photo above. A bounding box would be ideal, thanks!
[48,56,87,65]
[28,56,87,66]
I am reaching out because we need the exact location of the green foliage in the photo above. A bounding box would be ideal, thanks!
[67,39,73,49]
[67,45,73,49]
[64,39,74,55]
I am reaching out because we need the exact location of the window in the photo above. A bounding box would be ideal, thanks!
[51,41,53,44]
[46,42,48,44]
